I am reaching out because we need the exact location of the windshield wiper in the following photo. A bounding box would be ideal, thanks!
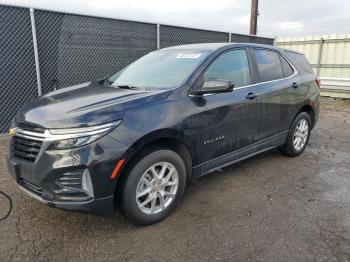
[116,85,141,90]
[101,80,140,90]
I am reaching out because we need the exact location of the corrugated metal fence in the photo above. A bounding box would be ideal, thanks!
[0,5,273,133]
[276,35,350,98]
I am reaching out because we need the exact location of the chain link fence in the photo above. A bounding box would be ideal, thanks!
[0,6,38,133]
[159,25,229,48]
[231,34,274,45]
[0,4,274,133]
[35,11,157,93]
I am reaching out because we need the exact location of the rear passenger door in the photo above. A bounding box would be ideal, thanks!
[250,48,299,141]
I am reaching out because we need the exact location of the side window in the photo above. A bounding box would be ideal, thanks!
[253,49,283,82]
[286,51,314,74]
[280,55,294,77]
[203,49,251,88]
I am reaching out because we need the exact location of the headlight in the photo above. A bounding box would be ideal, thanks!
[47,120,121,150]
[48,136,102,150]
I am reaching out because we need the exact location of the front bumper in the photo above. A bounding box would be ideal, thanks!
[17,182,114,215]
[7,134,129,216]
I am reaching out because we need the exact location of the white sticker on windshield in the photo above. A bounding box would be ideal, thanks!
[176,53,202,59]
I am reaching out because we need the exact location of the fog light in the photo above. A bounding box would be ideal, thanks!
[82,169,94,198]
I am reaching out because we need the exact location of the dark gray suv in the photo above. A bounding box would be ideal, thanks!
[7,43,320,225]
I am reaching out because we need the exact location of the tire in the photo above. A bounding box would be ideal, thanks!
[278,112,312,157]
[120,149,186,225]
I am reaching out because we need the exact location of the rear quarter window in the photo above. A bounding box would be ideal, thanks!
[280,55,294,77]
[285,51,314,75]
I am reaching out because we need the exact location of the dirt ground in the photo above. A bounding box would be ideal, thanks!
[0,97,350,262]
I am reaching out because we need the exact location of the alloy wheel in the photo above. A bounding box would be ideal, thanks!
[136,162,179,215]
[293,119,309,151]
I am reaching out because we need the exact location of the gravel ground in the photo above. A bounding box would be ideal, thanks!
[0,97,350,262]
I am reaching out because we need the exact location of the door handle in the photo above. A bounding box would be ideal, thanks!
[291,82,299,88]
[245,92,258,100]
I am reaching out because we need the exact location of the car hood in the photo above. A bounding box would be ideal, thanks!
[15,82,171,129]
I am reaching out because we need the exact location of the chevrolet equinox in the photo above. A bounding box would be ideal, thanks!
[7,43,320,225]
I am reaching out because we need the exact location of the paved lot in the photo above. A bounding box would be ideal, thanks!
[0,97,350,262]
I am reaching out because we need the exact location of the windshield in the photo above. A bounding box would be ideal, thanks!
[108,50,210,90]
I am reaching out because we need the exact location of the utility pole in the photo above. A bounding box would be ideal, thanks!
[250,0,258,35]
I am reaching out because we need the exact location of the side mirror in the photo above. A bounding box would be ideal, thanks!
[192,79,234,95]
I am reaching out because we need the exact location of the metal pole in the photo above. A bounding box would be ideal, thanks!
[157,24,160,49]
[316,38,324,76]
[30,8,42,96]
[228,33,231,43]
[250,0,258,35]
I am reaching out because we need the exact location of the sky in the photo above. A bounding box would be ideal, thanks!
[2,0,350,37]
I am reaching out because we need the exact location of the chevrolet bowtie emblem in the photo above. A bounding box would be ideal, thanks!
[8,128,16,136]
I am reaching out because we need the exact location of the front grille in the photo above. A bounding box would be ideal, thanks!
[20,178,43,195]
[12,136,43,162]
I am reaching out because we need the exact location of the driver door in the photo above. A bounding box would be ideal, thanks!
[191,48,261,167]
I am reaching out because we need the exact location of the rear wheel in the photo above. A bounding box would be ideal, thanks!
[121,149,186,225]
[279,112,311,157]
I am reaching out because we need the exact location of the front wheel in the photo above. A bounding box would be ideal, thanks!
[121,149,186,225]
[279,112,312,157]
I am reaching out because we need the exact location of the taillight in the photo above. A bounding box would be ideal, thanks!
[316,77,321,88]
